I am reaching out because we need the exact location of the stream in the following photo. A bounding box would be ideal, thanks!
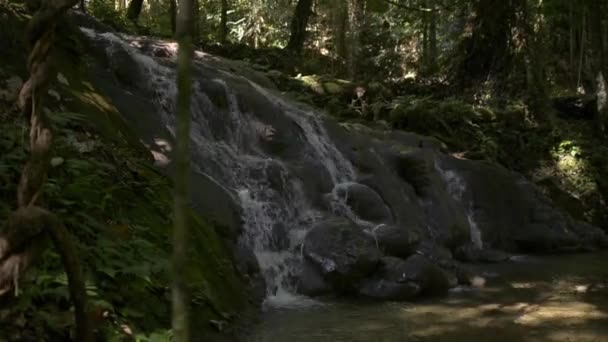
[249,252,608,342]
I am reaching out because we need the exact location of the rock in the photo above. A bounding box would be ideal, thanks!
[440,155,598,252]
[371,224,421,259]
[303,218,382,293]
[296,260,331,296]
[359,277,420,301]
[233,244,265,304]
[191,172,243,242]
[328,182,393,223]
[269,223,289,251]
[572,221,608,250]
[395,255,451,296]
[360,256,451,300]
[415,240,454,269]
[453,243,510,263]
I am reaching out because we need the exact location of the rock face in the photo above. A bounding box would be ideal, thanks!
[74,21,607,306]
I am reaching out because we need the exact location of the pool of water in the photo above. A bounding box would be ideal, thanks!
[249,252,608,342]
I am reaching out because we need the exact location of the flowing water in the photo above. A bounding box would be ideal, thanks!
[249,252,608,342]
[80,28,361,305]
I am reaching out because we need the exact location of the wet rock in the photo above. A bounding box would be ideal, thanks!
[233,244,265,304]
[359,277,420,301]
[329,182,393,223]
[191,172,243,242]
[303,218,382,293]
[372,224,421,259]
[415,240,454,269]
[396,255,451,296]
[296,260,331,296]
[269,223,289,251]
[360,255,451,300]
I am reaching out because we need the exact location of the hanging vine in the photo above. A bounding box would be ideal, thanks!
[0,1,92,341]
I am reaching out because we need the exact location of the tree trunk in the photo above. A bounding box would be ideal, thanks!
[456,0,515,86]
[219,0,228,43]
[588,0,607,136]
[126,0,144,22]
[522,0,553,124]
[333,0,348,61]
[347,0,364,80]
[194,0,200,43]
[170,0,177,36]
[286,0,313,53]
[427,0,438,72]
[173,0,195,340]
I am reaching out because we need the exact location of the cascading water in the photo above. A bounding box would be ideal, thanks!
[436,161,483,249]
[80,28,360,306]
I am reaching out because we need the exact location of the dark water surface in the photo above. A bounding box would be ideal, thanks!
[250,252,608,342]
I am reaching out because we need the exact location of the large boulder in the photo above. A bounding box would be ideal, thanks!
[303,218,383,293]
[439,156,586,252]
[327,182,393,223]
[295,260,331,296]
[371,224,421,259]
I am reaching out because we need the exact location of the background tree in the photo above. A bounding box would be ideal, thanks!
[286,0,314,53]
[173,0,195,340]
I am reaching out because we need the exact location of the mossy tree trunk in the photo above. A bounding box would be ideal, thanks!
[173,0,195,340]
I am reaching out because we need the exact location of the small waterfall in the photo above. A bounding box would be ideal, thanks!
[81,28,359,305]
[436,161,483,249]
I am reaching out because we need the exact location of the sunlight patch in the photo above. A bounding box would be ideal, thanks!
[514,302,608,326]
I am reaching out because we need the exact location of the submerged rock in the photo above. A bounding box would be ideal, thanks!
[359,255,451,301]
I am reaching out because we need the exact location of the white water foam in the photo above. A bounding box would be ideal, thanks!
[436,161,483,249]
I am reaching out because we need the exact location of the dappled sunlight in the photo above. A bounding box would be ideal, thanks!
[511,282,537,289]
[254,253,608,341]
[76,89,118,114]
[515,302,608,326]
